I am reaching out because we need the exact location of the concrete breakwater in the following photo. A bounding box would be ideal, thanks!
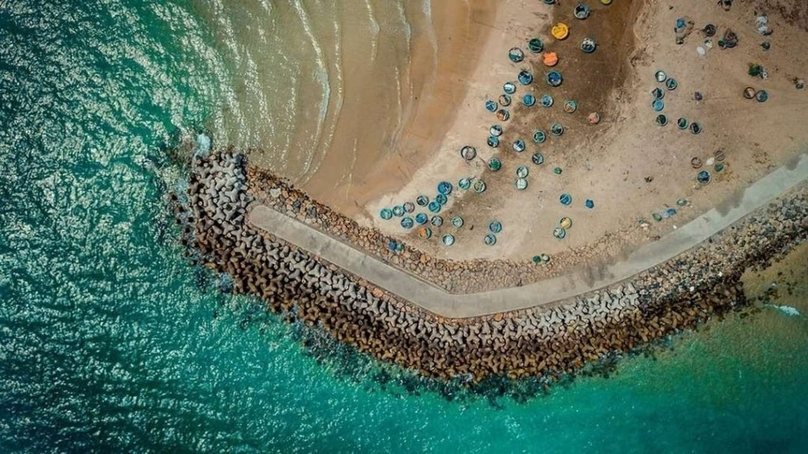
[247,168,633,294]
[177,151,807,382]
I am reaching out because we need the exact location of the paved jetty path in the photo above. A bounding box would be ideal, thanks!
[249,154,808,319]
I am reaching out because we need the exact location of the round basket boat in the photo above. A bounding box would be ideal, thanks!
[498,94,512,107]
[380,208,393,220]
[580,37,596,53]
[473,180,487,193]
[518,70,534,85]
[428,200,441,213]
[553,227,567,239]
[541,94,554,107]
[416,195,429,207]
[496,109,510,121]
[564,100,578,113]
[403,202,414,213]
[697,170,711,185]
[512,139,526,152]
[488,221,503,233]
[755,90,769,102]
[533,129,547,143]
[484,234,497,246]
[487,135,500,148]
[677,117,689,130]
[458,177,471,190]
[522,94,536,107]
[488,157,502,172]
[393,205,405,217]
[400,217,414,229]
[503,82,517,94]
[550,123,564,136]
[559,193,572,206]
[435,193,448,205]
[418,227,432,239]
[652,87,665,100]
[516,165,529,178]
[489,125,503,137]
[508,47,525,63]
[588,112,601,124]
[532,152,545,165]
[652,99,665,112]
[665,78,678,91]
[528,38,544,53]
[441,234,455,246]
[655,114,668,126]
[546,71,563,87]
[574,4,590,20]
[451,216,464,228]
[543,52,559,67]
[460,145,476,161]
[654,70,667,83]
[551,22,569,40]
[485,100,497,112]
[437,181,453,195]
[415,213,428,225]
[690,122,702,134]
[559,216,573,229]
[743,87,756,99]
[431,215,444,227]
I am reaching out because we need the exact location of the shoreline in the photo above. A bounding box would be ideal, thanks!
[175,151,807,382]
[294,1,501,219]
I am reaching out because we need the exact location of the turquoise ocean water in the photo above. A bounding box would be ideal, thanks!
[1,1,807,452]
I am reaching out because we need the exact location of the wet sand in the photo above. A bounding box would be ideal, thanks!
[294,0,499,218]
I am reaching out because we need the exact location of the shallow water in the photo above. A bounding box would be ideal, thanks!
[1,1,808,452]
[188,0,430,184]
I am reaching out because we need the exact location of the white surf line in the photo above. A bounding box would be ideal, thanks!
[249,154,808,319]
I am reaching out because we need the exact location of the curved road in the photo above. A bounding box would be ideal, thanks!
[249,154,808,319]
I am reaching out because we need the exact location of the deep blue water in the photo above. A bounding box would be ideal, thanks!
[1,1,807,452]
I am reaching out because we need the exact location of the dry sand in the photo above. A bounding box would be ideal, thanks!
[363,0,808,266]
[250,0,808,284]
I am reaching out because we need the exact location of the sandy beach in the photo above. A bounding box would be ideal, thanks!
[242,0,808,293]
[352,0,808,268]
[281,0,501,218]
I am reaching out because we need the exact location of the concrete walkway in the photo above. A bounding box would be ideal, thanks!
[249,154,808,319]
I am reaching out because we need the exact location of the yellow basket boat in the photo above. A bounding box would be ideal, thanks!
[551,22,569,40]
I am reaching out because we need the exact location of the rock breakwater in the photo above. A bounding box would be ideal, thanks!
[176,151,807,382]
